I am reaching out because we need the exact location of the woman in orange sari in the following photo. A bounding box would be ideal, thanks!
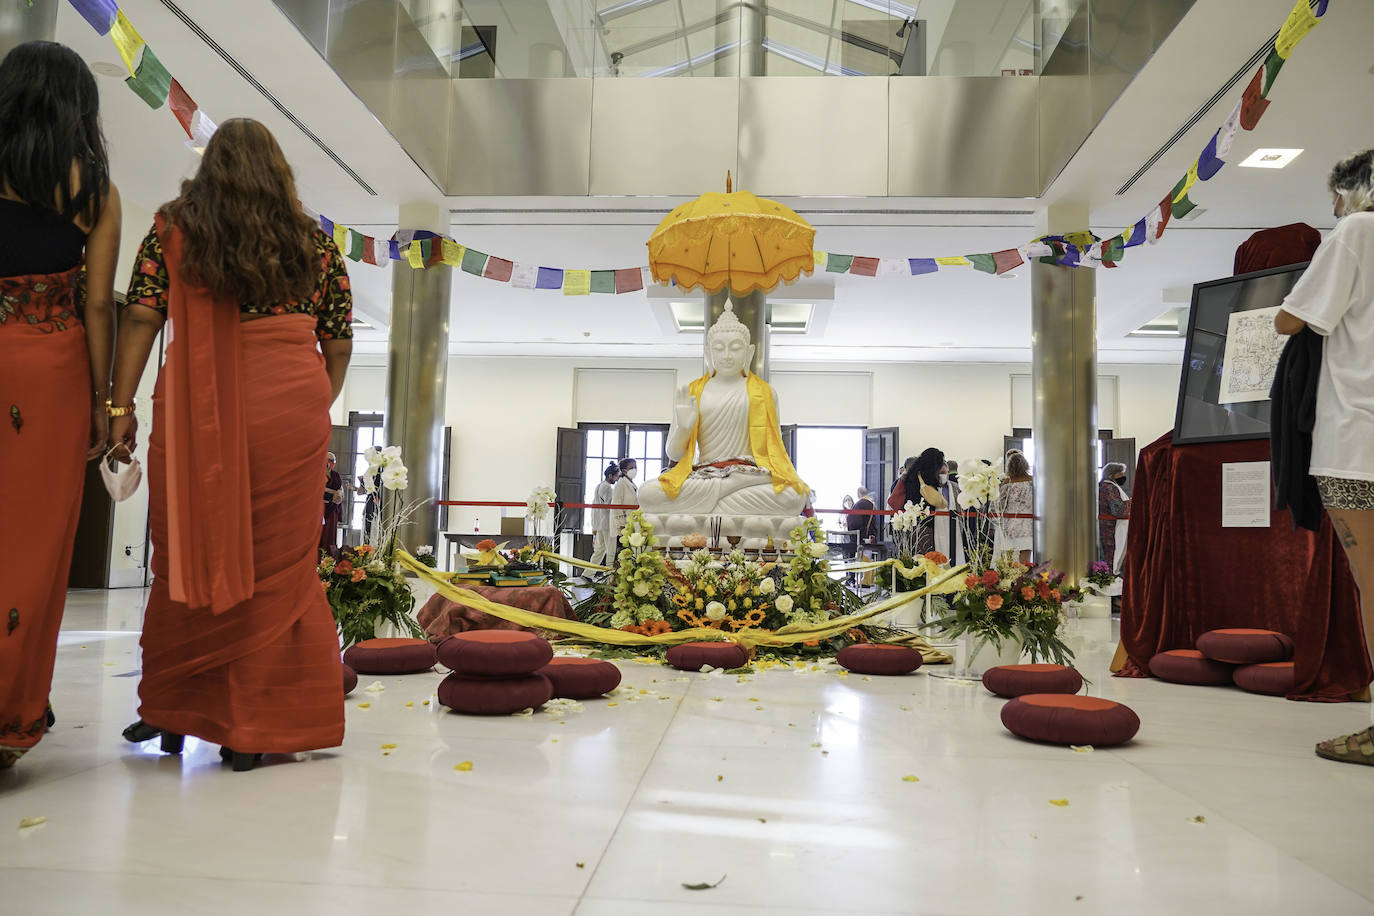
[108,119,351,771]
[0,42,121,770]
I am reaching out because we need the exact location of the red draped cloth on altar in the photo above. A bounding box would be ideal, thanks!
[417,587,576,639]
[1113,432,1371,701]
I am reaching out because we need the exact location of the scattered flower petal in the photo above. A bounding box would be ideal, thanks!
[357,702,371,709]
[901,775,920,783]
[405,702,414,708]
[1070,745,1094,754]
[454,761,473,772]
[18,816,46,829]
[1190,815,1206,824]
[512,708,534,717]
[364,681,386,693]
[1049,799,1070,807]
[607,702,618,707]
[380,743,397,750]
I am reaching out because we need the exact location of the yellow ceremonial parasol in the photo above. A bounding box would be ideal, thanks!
[647,174,815,296]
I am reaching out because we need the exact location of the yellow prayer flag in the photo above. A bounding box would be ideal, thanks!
[110,11,146,76]
[407,240,425,269]
[934,256,970,267]
[1174,161,1199,204]
[333,223,349,251]
[562,269,591,296]
[813,250,826,268]
[1275,0,1319,59]
[441,239,465,267]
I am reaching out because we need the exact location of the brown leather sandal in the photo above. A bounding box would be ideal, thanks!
[1315,727,1374,765]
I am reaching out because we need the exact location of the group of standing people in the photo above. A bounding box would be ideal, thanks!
[590,458,639,567]
[1,42,353,771]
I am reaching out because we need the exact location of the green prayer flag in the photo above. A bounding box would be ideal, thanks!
[347,230,365,261]
[1171,194,1198,220]
[1261,47,1284,97]
[966,253,997,275]
[460,247,488,276]
[1102,237,1125,263]
[826,253,853,273]
[419,238,433,264]
[124,46,171,109]
[589,270,616,294]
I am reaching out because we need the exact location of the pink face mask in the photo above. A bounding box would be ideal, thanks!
[99,446,143,502]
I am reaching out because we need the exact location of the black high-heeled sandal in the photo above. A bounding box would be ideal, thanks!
[218,746,261,772]
[122,720,161,743]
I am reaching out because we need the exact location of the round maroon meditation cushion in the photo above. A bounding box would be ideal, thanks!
[1001,694,1140,747]
[342,638,438,675]
[437,673,553,715]
[982,663,1083,699]
[665,641,750,672]
[1196,628,1295,664]
[1148,649,1234,686]
[836,644,923,675]
[1233,661,1296,697]
[436,630,554,677]
[536,657,622,699]
[342,663,358,696]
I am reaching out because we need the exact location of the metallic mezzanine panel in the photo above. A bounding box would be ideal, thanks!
[390,5,455,188]
[738,76,888,196]
[446,79,594,196]
[589,77,740,196]
[889,77,1039,198]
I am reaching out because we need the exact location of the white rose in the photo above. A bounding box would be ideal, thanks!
[808,542,828,558]
[775,594,794,614]
[705,601,726,620]
[628,532,646,548]
[632,581,651,597]
[757,578,776,595]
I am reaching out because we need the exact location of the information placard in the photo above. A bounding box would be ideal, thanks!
[1222,461,1271,528]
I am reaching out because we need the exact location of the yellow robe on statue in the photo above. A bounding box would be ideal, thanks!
[658,373,806,500]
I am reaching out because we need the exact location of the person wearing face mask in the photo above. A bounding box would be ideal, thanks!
[610,457,639,539]
[934,461,963,564]
[590,462,619,568]
[1098,462,1131,573]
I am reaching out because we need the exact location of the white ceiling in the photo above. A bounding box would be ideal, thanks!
[58,0,1374,366]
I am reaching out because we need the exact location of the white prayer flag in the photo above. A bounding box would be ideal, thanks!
[510,262,538,289]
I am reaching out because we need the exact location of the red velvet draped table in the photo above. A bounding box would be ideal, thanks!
[1113,432,1371,702]
[417,586,577,640]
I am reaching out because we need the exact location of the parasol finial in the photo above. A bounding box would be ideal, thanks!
[726,171,732,194]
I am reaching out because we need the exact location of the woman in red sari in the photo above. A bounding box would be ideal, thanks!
[0,42,120,769]
[109,119,352,771]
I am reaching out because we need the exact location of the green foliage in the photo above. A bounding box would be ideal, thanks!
[319,545,422,648]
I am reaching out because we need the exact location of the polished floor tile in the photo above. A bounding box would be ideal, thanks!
[1,587,1372,915]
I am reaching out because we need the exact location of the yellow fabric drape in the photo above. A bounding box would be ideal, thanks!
[658,373,806,500]
[400,550,966,649]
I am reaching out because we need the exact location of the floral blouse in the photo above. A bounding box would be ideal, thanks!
[124,226,353,340]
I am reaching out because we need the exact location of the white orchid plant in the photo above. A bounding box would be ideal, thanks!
[953,457,1009,574]
[364,445,409,493]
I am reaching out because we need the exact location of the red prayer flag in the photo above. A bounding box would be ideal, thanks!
[991,248,1024,275]
[482,257,513,282]
[168,79,196,138]
[613,267,644,294]
[361,237,377,266]
[1239,67,1270,131]
[848,256,879,277]
[1156,194,1173,240]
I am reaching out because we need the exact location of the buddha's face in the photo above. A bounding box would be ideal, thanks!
[709,332,753,376]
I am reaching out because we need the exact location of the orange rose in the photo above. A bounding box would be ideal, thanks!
[1021,586,1035,600]
[964,575,980,589]
[925,551,949,566]
[355,544,375,556]
[351,568,367,583]
[475,539,497,552]
[1051,588,1061,601]
[980,570,1001,587]
[987,594,1004,610]
[334,560,354,577]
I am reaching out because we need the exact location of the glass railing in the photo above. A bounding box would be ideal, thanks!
[386,0,1046,79]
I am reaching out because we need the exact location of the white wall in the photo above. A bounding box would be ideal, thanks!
[332,354,1184,535]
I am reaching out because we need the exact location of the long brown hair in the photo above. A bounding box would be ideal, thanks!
[159,118,316,304]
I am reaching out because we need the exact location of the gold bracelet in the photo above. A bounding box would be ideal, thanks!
[105,399,136,418]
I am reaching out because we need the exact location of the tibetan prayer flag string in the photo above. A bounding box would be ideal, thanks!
[563,269,591,296]
[70,0,117,35]
[124,46,170,109]
[109,10,145,75]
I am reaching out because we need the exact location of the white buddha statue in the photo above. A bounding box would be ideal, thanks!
[639,303,808,548]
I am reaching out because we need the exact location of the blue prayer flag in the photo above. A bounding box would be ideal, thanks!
[536,267,563,290]
[908,258,938,276]
[1196,131,1225,181]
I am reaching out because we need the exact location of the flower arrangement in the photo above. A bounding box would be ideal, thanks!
[779,518,834,626]
[890,500,931,569]
[893,550,949,594]
[1085,560,1116,591]
[526,485,556,522]
[670,549,778,632]
[320,544,421,647]
[930,555,1075,665]
[414,545,437,568]
[610,511,669,629]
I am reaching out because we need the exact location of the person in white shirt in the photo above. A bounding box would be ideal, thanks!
[589,462,619,567]
[610,458,639,543]
[1275,148,1374,765]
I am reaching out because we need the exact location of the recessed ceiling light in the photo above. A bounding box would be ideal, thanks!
[1238,148,1304,169]
[90,61,127,78]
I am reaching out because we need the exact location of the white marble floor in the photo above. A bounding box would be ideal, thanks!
[3,589,1373,915]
